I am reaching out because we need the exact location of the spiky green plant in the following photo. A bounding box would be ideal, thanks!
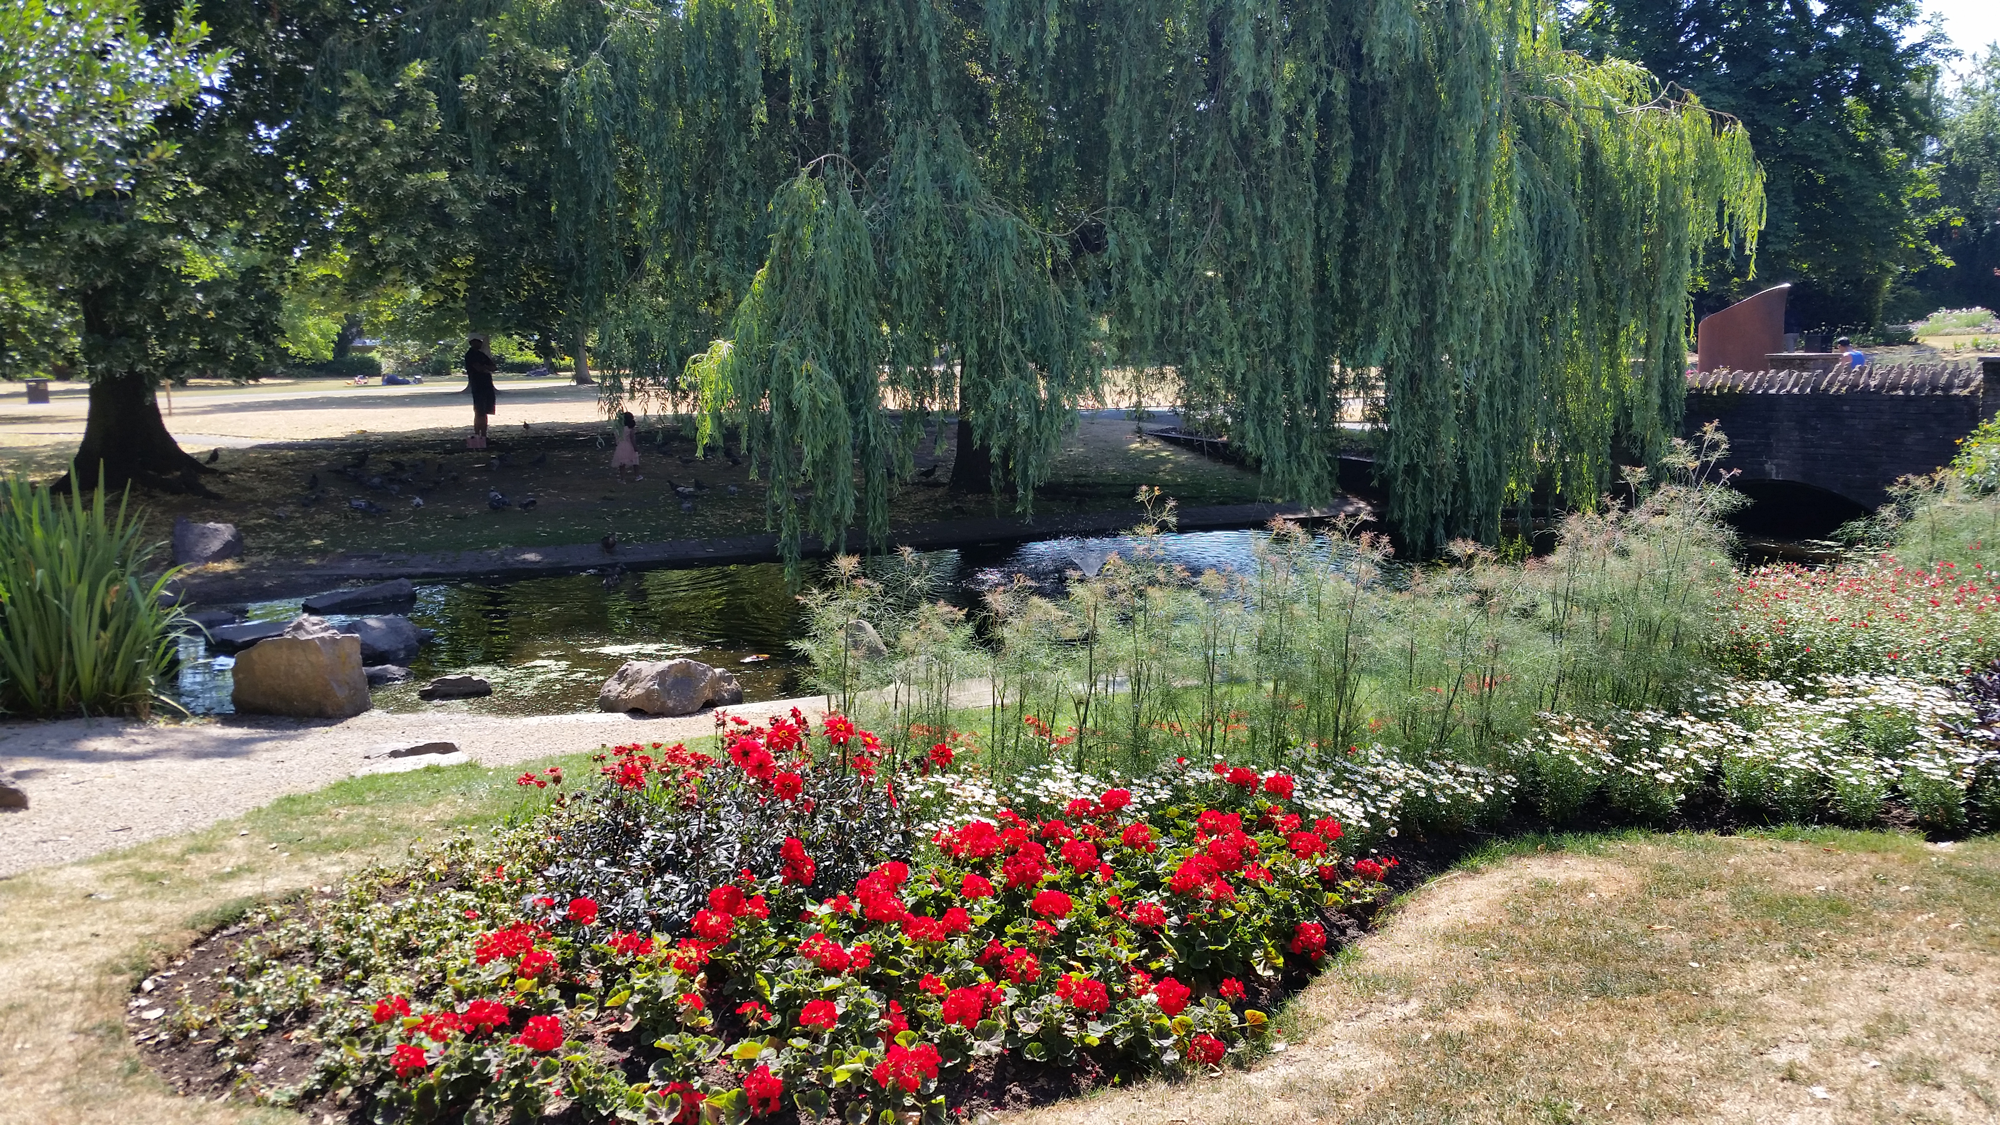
[0,474,183,717]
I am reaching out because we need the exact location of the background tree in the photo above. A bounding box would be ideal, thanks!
[1905,48,2000,317]
[1571,0,1948,330]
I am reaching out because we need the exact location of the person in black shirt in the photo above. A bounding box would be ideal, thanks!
[464,336,498,449]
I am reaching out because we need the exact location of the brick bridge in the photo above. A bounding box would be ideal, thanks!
[1683,356,2000,518]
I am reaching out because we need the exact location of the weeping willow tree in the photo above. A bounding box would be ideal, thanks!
[309,0,1762,559]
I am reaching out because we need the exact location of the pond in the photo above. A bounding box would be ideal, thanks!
[170,527,1298,717]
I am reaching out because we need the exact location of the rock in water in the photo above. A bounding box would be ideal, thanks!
[419,674,492,700]
[207,619,288,653]
[597,658,743,716]
[339,615,424,665]
[231,623,371,718]
[364,664,413,686]
[171,519,243,567]
[0,778,26,810]
[302,579,416,614]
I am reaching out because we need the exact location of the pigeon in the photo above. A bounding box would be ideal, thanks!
[522,421,530,432]
[387,483,400,495]
[206,448,220,464]
[601,564,623,589]
[348,498,385,514]
[519,496,537,511]
[917,464,939,479]
[691,477,709,492]
[726,452,742,467]
[600,533,618,553]
[726,484,740,496]
[488,490,510,510]
[410,496,424,509]
[307,472,320,491]
[680,499,695,512]
[673,483,697,498]
[389,459,406,471]
[530,451,547,466]
[299,492,322,507]
[365,475,385,490]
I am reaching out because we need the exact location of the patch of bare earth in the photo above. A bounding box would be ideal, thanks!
[1006,834,2000,1125]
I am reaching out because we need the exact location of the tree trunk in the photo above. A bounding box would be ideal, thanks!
[60,373,215,495]
[572,324,594,385]
[948,415,998,494]
[332,313,363,359]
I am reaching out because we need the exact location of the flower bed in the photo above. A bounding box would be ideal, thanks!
[1715,556,2000,682]
[145,715,1392,1123]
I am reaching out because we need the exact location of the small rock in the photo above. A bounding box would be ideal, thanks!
[180,608,245,633]
[0,779,26,810]
[363,739,459,759]
[418,674,491,701]
[206,620,288,653]
[140,1008,165,1021]
[171,518,243,567]
[302,579,416,614]
[363,664,412,686]
[338,615,424,664]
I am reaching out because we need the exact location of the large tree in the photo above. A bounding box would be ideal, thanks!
[1905,48,2000,316]
[1571,0,1948,330]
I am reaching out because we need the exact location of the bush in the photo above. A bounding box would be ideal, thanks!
[282,354,382,380]
[0,477,183,717]
[162,715,1391,1123]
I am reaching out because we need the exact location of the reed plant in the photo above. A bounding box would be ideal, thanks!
[0,474,184,718]
[803,436,1740,786]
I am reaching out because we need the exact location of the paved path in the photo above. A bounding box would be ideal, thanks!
[0,698,826,879]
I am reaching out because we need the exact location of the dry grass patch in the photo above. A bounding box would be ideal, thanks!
[1009,831,2000,1125]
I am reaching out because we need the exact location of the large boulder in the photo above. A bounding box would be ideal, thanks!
[302,579,416,615]
[0,778,25,810]
[230,617,370,718]
[172,519,243,567]
[597,658,743,716]
[845,620,889,661]
[340,615,423,664]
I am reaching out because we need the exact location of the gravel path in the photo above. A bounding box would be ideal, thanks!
[0,699,824,878]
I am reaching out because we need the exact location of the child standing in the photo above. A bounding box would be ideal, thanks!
[611,411,642,481]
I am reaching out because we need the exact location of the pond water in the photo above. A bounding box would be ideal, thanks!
[170,528,1296,717]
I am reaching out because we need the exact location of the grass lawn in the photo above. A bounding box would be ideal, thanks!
[5,760,1996,1125]
[97,412,1271,565]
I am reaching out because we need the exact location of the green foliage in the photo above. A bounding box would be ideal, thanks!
[1907,51,2000,318]
[0,475,182,717]
[1574,0,1948,330]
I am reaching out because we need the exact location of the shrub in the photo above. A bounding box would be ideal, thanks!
[282,354,381,380]
[1714,558,2000,682]
[0,476,182,717]
[162,718,1390,1123]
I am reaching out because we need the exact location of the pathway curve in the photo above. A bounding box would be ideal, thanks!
[0,699,825,879]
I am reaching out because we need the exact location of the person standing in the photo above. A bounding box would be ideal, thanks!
[464,335,498,448]
[611,410,642,481]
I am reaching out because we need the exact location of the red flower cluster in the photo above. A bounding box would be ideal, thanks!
[472,921,542,966]
[856,861,911,922]
[1150,976,1191,1016]
[940,982,1001,1027]
[566,896,598,925]
[1054,973,1111,1016]
[781,837,816,886]
[1289,921,1327,959]
[799,998,839,1030]
[372,995,410,1024]
[1218,977,1246,1001]
[1190,1032,1227,1066]
[509,1014,564,1052]
[390,1043,429,1078]
[873,1041,943,1092]
[743,1064,784,1115]
[608,930,654,956]
[1030,889,1073,918]
[1000,946,1041,984]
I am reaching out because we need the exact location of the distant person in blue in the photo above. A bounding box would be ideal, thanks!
[1835,336,1867,367]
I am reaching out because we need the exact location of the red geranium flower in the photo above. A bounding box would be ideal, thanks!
[1054,973,1110,1016]
[919,973,948,996]
[1262,773,1296,799]
[1151,977,1191,1016]
[737,1000,774,1025]
[1030,889,1073,918]
[941,986,988,1028]
[566,897,599,925]
[372,995,410,1024]
[872,1041,943,1093]
[691,909,734,942]
[1002,947,1041,984]
[883,998,908,1034]
[708,885,747,916]
[658,1081,706,1125]
[799,998,839,1030]
[1060,838,1099,874]
[510,1014,565,1052]
[1121,822,1156,851]
[516,948,557,977]
[743,1065,784,1116]
[1190,1032,1227,1066]
[1100,788,1132,812]
[781,836,816,886]
[390,1042,430,1078]
[1288,831,1325,860]
[609,930,655,956]
[960,872,995,898]
[1064,797,1099,820]
[1226,766,1259,789]
[799,932,851,972]
[1218,977,1247,1001]
[1130,901,1167,928]
[1313,817,1344,841]
[1289,921,1327,959]
[460,998,510,1035]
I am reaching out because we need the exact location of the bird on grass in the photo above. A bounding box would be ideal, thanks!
[726,451,742,467]
[917,464,939,479]
[726,484,739,496]
[522,421,531,432]
[601,532,618,553]
[410,496,424,509]
[206,448,220,464]
[349,498,386,515]
[307,472,320,491]
[672,481,697,498]
[601,563,623,589]
[519,496,538,511]
[691,477,709,492]
[681,499,695,513]
[488,490,511,510]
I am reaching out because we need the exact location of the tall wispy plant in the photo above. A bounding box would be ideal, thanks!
[0,474,184,717]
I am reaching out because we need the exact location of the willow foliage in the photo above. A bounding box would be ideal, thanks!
[317,0,1761,558]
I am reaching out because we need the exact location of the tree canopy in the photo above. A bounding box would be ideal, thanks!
[1572,0,1946,331]
[1909,49,2000,316]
